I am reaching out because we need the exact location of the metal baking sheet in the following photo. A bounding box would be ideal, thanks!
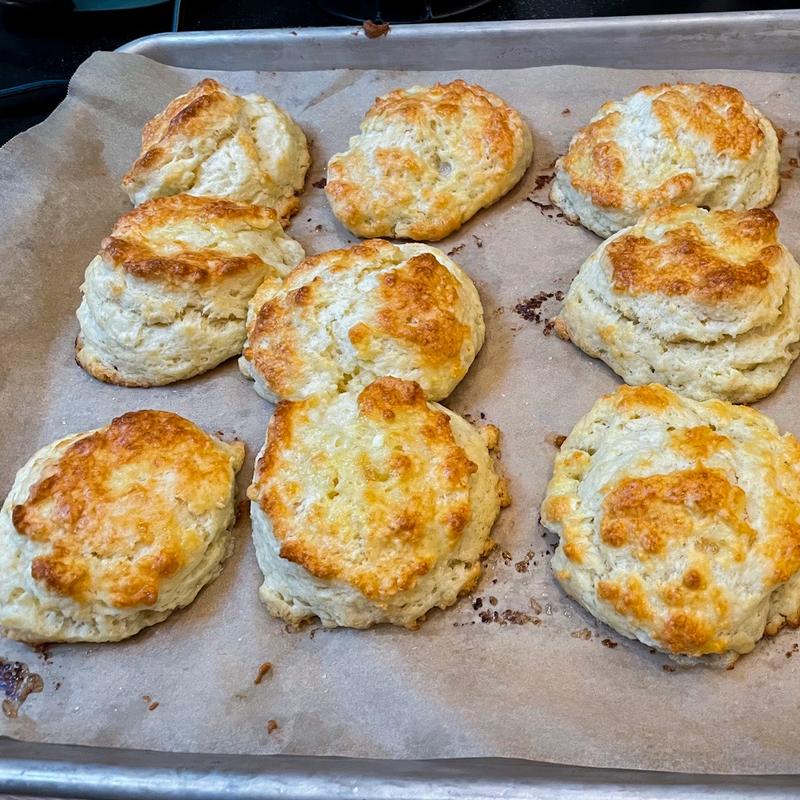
[5,14,800,800]
[116,11,800,72]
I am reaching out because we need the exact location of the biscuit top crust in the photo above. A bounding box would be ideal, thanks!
[121,78,309,220]
[11,411,245,609]
[246,239,475,398]
[562,83,771,211]
[101,195,287,284]
[248,377,479,601]
[142,79,235,152]
[606,206,782,307]
[325,80,532,241]
[541,384,800,657]
[124,79,238,183]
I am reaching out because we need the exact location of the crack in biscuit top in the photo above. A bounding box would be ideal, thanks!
[124,79,240,182]
[249,377,478,601]
[11,411,243,608]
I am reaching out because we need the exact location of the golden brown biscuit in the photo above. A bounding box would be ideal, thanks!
[0,411,245,643]
[541,384,800,666]
[557,206,800,402]
[239,239,484,402]
[248,377,508,628]
[326,80,533,241]
[76,195,304,387]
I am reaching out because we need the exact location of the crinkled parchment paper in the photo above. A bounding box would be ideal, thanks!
[2,52,800,774]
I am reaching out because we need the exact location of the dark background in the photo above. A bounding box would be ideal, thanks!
[0,0,795,144]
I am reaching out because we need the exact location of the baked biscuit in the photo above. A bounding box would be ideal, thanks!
[556,206,800,403]
[248,377,509,628]
[122,78,310,221]
[541,384,800,666]
[551,83,780,238]
[76,195,304,387]
[325,80,533,241]
[239,239,484,402]
[0,411,245,643]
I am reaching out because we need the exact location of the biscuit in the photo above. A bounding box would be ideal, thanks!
[239,239,484,402]
[541,383,800,666]
[0,411,245,643]
[76,195,304,387]
[556,206,800,403]
[325,80,533,241]
[551,83,780,238]
[122,78,310,221]
[248,377,509,628]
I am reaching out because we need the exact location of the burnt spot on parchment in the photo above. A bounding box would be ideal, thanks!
[1,658,43,718]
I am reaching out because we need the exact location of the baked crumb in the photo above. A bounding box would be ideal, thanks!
[254,662,273,685]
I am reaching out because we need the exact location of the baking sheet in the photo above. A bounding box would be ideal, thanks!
[2,51,800,775]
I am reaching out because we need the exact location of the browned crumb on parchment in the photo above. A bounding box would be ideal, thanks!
[525,196,578,227]
[254,662,273,685]
[235,499,249,524]
[514,550,536,573]
[1,658,43,718]
[142,695,159,711]
[479,608,541,626]
[266,719,279,734]
[513,291,565,324]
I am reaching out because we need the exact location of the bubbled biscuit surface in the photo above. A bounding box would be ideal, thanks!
[239,239,484,402]
[325,80,533,241]
[550,83,780,237]
[76,194,304,387]
[0,411,245,643]
[556,206,800,402]
[122,78,310,220]
[248,377,508,629]
[541,384,800,665]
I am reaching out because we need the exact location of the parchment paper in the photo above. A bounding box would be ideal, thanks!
[2,51,800,775]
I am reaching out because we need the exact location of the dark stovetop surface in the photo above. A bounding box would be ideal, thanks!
[0,0,795,145]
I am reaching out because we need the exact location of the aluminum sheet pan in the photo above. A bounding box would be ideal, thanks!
[5,13,800,800]
[117,11,800,72]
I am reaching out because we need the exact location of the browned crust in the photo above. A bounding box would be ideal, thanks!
[249,377,480,601]
[607,208,781,302]
[122,79,239,189]
[99,195,280,285]
[74,335,154,388]
[11,410,240,608]
[325,80,531,241]
[562,83,770,211]
[247,240,473,398]
[367,253,470,368]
